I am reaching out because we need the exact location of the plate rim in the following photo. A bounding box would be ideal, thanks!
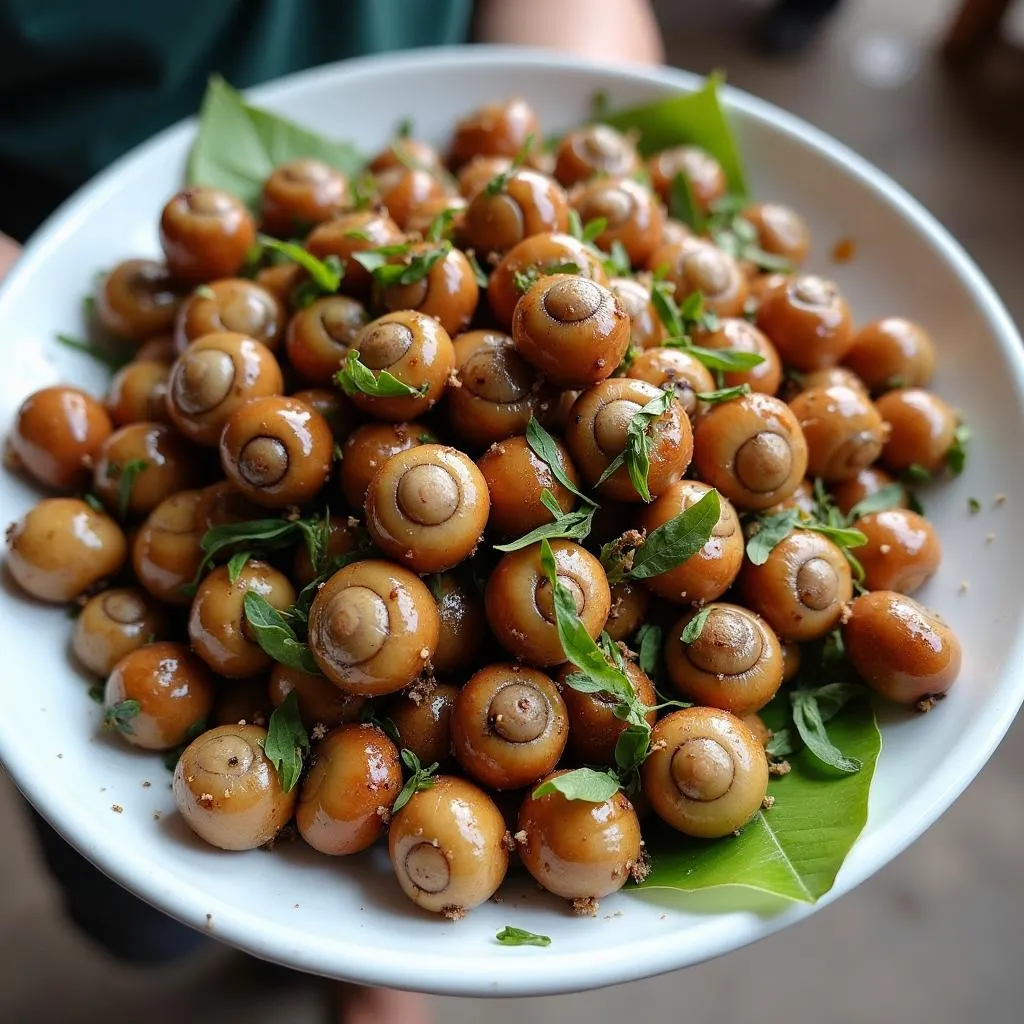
[2,44,1023,997]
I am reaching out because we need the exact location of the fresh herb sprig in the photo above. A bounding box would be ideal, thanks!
[495,926,552,948]
[242,591,322,674]
[392,749,439,813]
[264,690,310,792]
[532,767,621,802]
[494,491,598,552]
[335,350,428,399]
[594,387,675,502]
[353,241,452,289]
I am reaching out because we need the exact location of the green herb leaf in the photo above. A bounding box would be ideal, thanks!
[948,422,970,476]
[371,242,451,289]
[567,208,585,240]
[525,419,595,505]
[256,235,343,290]
[358,702,401,745]
[187,75,363,207]
[512,262,581,294]
[580,216,608,243]
[114,458,149,521]
[904,464,933,486]
[680,605,713,644]
[668,172,705,232]
[350,243,411,274]
[968,497,982,514]
[791,689,863,775]
[802,523,868,550]
[765,727,794,758]
[426,207,456,243]
[628,488,721,580]
[104,699,141,734]
[650,281,685,337]
[466,251,489,288]
[538,539,636,705]
[392,749,439,814]
[595,388,676,502]
[675,345,764,372]
[242,591,321,674]
[613,723,653,775]
[639,695,880,902]
[335,351,427,399]
[88,683,105,704]
[263,690,310,793]
[495,926,551,948]
[847,483,907,521]
[696,384,750,404]
[83,493,105,514]
[602,73,748,197]
[634,623,662,678]
[745,509,802,566]
[493,499,597,553]
[532,767,621,803]
[226,551,250,585]
[603,239,632,277]
[55,334,133,372]
[484,135,533,195]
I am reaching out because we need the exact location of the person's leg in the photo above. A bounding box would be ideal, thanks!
[755,0,845,55]
[27,806,209,964]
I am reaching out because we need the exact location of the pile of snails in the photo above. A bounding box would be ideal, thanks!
[4,95,963,920]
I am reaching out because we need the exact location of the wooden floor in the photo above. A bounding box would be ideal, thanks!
[2,1,1022,1021]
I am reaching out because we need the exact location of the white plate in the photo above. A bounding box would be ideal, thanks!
[1,47,1023,998]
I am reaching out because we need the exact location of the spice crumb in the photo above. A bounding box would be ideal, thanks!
[111,804,123,814]
[762,795,776,810]
[311,722,327,741]
[141,780,151,788]
[198,793,214,808]
[879,543,891,555]
[375,805,392,825]
[630,851,651,884]
[659,914,667,921]
[514,829,528,845]
[571,897,599,917]
[769,760,792,777]
[831,237,856,263]
[958,580,969,594]
[994,493,1006,506]
[985,532,996,544]
[205,913,213,930]
[914,693,946,713]
[502,829,515,852]
[152,811,162,821]
[442,905,466,922]
[56,753,63,759]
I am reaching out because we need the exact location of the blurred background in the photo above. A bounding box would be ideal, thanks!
[2,0,1021,1020]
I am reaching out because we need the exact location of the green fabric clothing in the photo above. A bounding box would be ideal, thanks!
[0,0,474,239]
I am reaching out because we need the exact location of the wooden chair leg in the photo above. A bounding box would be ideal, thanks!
[942,0,1014,65]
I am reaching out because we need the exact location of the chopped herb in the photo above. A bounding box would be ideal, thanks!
[525,419,595,505]
[484,135,533,195]
[746,509,801,565]
[495,926,551,948]
[494,492,597,552]
[968,497,982,514]
[426,207,457,243]
[904,464,933,486]
[465,250,489,288]
[55,334,133,372]
[358,702,401,745]
[532,767,621,802]
[104,699,141,734]
[602,239,631,277]
[765,727,794,758]
[947,422,970,476]
[594,387,676,502]
[634,623,662,678]
[242,591,321,674]
[83,493,105,514]
[392,749,439,813]
[349,243,412,274]
[847,483,906,520]
[590,89,611,119]
[264,690,310,793]
[668,172,705,232]
[349,172,378,210]
[226,551,250,585]
[366,242,452,289]
[567,209,585,240]
[670,344,764,372]
[512,261,580,294]
[395,117,414,139]
[680,606,713,644]
[88,683,105,704]
[695,383,750,404]
[791,686,863,775]
[256,235,343,291]
[335,350,428,399]
[650,280,685,337]
[580,216,608,243]
[113,458,149,521]
[627,488,721,580]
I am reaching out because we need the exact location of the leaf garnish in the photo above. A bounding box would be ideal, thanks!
[680,606,713,644]
[263,690,310,793]
[594,387,676,502]
[242,591,322,674]
[55,333,134,372]
[524,419,595,506]
[392,749,439,814]
[103,699,141,734]
[532,767,621,802]
[335,350,427,399]
[627,488,721,580]
[495,926,552,948]
[494,494,597,552]
[256,235,343,290]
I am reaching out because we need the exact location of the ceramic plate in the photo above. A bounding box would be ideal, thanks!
[1,47,1023,997]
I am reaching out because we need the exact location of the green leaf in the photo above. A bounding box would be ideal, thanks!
[967,497,982,514]
[242,591,321,674]
[791,689,863,775]
[256,235,343,290]
[55,334,133,373]
[595,388,676,502]
[678,345,765,372]
[696,384,750,404]
[187,75,363,208]
[371,242,451,289]
[668,172,705,231]
[567,208,585,240]
[358,702,401,746]
[650,282,685,337]
[495,926,551,948]
[602,73,748,197]
[350,243,411,274]
[513,262,581,294]
[765,727,794,758]
[628,489,721,581]
[83,493,105,514]
[113,458,149,521]
[538,539,635,705]
[614,723,653,775]
[603,240,632,277]
[466,250,489,288]
[484,135,533,196]
[335,351,427,399]
[87,683,105,704]
[103,699,140,734]
[635,623,662,678]
[392,749,439,814]
[680,605,713,644]
[426,208,457,243]
[801,523,867,550]
[493,499,597,553]
[581,216,608,243]
[947,422,970,476]
[263,690,310,793]
[639,696,880,902]
[904,464,933,486]
[226,551,250,585]
[847,483,907,521]
[532,767,621,802]
[746,509,802,566]
[525,419,595,505]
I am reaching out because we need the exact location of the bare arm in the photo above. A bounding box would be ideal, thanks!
[0,231,18,282]
[474,0,664,65]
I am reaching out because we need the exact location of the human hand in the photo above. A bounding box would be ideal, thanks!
[337,983,432,1024]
